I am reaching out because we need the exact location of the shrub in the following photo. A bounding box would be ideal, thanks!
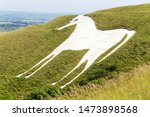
[45,86,59,97]
[25,89,48,100]
[106,65,117,72]
[79,80,88,86]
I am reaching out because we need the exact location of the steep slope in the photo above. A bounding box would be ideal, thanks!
[0,4,150,99]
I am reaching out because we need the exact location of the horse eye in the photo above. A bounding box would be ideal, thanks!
[74,19,78,21]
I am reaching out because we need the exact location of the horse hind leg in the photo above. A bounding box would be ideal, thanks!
[52,50,97,88]
[60,57,95,89]
[51,50,92,85]
[98,31,135,63]
[51,57,87,85]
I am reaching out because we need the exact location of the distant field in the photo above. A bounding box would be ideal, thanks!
[0,29,6,31]
[0,11,64,31]
[0,22,12,24]
[0,30,11,32]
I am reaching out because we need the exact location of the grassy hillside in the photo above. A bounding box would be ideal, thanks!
[55,64,150,100]
[0,4,150,99]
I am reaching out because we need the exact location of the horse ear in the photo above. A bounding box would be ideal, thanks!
[77,14,84,17]
[80,14,84,17]
[75,14,84,19]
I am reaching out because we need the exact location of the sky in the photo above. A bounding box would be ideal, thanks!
[0,0,150,14]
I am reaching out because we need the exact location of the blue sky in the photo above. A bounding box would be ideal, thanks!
[0,0,150,13]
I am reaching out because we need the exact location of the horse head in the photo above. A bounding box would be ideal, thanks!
[57,15,85,30]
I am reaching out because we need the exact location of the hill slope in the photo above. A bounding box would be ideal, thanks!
[55,64,150,100]
[0,4,150,99]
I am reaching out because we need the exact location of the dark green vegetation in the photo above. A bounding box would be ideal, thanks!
[0,4,150,99]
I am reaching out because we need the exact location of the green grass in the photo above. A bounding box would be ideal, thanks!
[0,4,150,99]
[55,64,150,100]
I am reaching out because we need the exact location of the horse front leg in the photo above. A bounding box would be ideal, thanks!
[16,46,63,78]
[16,52,55,78]
[24,53,58,78]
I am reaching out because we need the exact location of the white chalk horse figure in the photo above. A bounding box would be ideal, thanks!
[17,15,135,88]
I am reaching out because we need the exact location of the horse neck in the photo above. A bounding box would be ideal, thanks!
[74,21,97,33]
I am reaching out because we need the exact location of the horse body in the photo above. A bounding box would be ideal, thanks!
[17,15,135,88]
